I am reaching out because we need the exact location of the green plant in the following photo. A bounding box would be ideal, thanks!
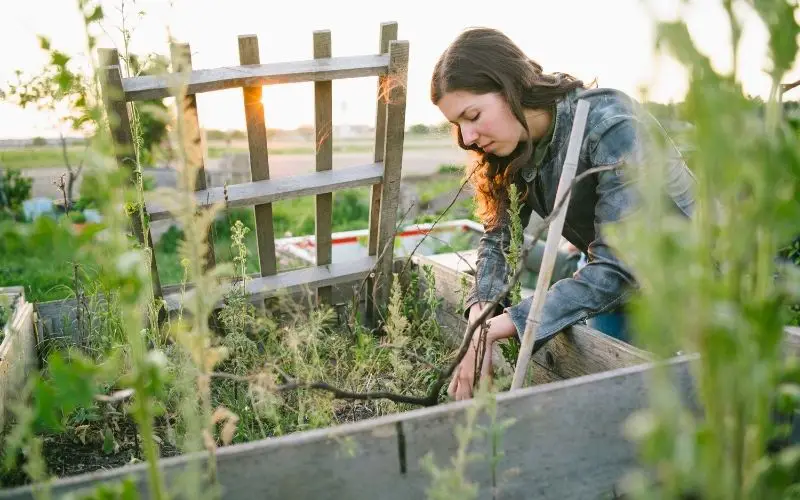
[437,163,463,175]
[606,1,800,498]
[0,168,33,221]
[69,211,87,224]
[499,183,523,369]
[421,380,515,500]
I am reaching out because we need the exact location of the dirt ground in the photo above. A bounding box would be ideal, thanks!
[1,416,181,488]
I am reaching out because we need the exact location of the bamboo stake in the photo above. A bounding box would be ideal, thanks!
[511,99,591,390]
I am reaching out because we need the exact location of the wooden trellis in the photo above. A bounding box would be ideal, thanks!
[98,22,408,318]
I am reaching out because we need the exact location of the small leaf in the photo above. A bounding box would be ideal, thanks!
[86,5,103,22]
[37,35,51,51]
[51,51,70,68]
[102,425,118,455]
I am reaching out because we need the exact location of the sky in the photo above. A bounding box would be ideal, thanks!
[0,0,797,139]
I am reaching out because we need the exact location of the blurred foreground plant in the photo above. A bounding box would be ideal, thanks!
[608,1,800,498]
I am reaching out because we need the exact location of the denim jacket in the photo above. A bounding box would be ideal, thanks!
[463,87,696,350]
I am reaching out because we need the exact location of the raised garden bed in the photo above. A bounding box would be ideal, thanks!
[0,287,36,430]
[0,255,669,498]
[2,254,800,499]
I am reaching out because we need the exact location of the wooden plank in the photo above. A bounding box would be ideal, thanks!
[98,49,164,302]
[0,356,697,500]
[239,35,277,277]
[98,49,135,181]
[314,30,333,305]
[0,289,36,430]
[146,162,384,221]
[366,22,397,326]
[123,54,391,101]
[783,326,800,357]
[513,99,591,390]
[373,40,409,314]
[537,324,652,379]
[165,256,377,312]
[402,356,697,500]
[170,42,216,272]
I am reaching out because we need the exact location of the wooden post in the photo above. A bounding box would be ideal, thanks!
[373,39,409,317]
[511,99,590,390]
[314,30,333,306]
[238,35,277,278]
[366,22,397,326]
[98,48,164,304]
[170,42,216,273]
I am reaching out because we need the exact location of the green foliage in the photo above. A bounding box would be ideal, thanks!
[499,183,523,369]
[0,295,9,332]
[0,216,102,302]
[607,2,800,498]
[0,146,86,170]
[74,478,139,500]
[126,54,170,167]
[153,190,372,285]
[0,168,33,221]
[422,381,515,500]
[504,183,523,306]
[437,163,463,175]
[408,123,434,134]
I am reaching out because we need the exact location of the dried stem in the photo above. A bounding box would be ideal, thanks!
[217,165,618,407]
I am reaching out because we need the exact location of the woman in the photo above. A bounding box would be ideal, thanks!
[430,27,696,401]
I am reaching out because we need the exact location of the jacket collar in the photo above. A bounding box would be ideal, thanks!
[520,88,580,182]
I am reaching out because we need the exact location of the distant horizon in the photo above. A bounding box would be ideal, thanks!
[2,0,798,140]
[0,97,697,142]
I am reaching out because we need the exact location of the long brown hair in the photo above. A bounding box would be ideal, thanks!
[431,27,585,228]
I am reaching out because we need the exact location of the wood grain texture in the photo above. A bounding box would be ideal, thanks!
[239,35,277,277]
[0,356,697,500]
[146,163,384,221]
[0,289,36,430]
[513,99,591,390]
[170,42,216,273]
[169,42,208,190]
[314,30,333,305]
[373,40,409,313]
[123,54,390,101]
[98,50,135,181]
[366,22,397,326]
[163,256,377,311]
[783,326,800,357]
[98,49,163,300]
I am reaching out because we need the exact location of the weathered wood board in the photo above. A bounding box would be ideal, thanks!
[0,356,697,500]
[123,53,391,101]
[146,162,384,221]
[0,288,36,429]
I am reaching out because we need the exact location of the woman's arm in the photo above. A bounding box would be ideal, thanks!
[448,305,518,401]
[463,197,534,319]
[502,117,689,349]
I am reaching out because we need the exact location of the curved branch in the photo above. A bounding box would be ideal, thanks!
[219,164,620,408]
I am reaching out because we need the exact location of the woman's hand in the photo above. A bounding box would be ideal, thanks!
[448,303,494,400]
[447,304,518,401]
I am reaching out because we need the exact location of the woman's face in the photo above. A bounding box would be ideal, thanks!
[436,90,525,157]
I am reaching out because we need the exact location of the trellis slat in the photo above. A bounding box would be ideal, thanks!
[123,54,391,101]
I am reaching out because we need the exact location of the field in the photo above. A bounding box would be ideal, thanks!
[1,2,799,499]
[0,135,459,169]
